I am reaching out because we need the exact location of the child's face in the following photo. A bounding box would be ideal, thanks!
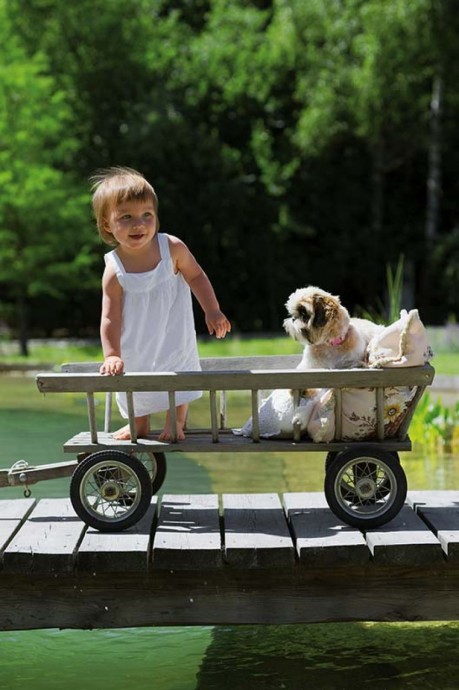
[104,199,157,250]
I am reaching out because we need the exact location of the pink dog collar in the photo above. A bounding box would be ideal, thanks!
[329,331,348,347]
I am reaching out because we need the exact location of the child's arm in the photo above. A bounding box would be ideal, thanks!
[169,235,231,339]
[100,265,124,374]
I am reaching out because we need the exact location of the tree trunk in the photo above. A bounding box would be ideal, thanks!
[425,73,443,243]
[368,139,385,300]
[16,292,29,357]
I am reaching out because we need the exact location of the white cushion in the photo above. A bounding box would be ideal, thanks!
[368,309,433,368]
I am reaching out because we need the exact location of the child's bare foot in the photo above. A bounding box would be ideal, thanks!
[158,404,188,442]
[112,416,150,441]
[158,423,185,442]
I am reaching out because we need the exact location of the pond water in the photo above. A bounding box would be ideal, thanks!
[1,377,459,690]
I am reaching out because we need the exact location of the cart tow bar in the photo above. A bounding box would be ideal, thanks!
[8,460,34,497]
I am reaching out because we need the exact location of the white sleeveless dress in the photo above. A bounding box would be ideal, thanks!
[105,233,202,418]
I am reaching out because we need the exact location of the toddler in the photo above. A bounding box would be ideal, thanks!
[91,166,231,441]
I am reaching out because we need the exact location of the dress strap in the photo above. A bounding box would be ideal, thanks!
[104,250,126,284]
[158,233,171,261]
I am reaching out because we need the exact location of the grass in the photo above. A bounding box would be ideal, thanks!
[426,351,458,376]
[0,341,102,365]
[0,336,303,366]
[0,336,457,374]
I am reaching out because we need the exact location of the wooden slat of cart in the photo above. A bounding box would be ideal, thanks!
[222,493,295,568]
[36,364,435,395]
[2,498,86,574]
[76,499,158,573]
[62,430,411,454]
[61,355,304,374]
[365,505,443,564]
[152,494,222,570]
[284,492,370,565]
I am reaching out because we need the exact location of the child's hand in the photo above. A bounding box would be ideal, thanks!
[100,356,124,375]
[206,310,231,339]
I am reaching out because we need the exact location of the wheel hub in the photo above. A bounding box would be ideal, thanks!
[100,481,122,501]
[355,477,377,500]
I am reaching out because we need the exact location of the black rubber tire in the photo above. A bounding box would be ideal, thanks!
[151,452,167,493]
[324,447,407,530]
[379,451,400,498]
[133,452,167,494]
[326,450,400,473]
[325,452,339,473]
[70,450,152,532]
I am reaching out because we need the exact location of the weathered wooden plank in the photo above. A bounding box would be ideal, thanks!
[222,493,295,568]
[64,431,168,452]
[283,492,370,565]
[407,490,459,510]
[0,499,38,563]
[365,505,443,564]
[416,506,459,559]
[36,364,435,395]
[3,564,459,630]
[0,498,36,520]
[4,492,459,630]
[152,494,222,569]
[284,492,330,510]
[0,522,23,557]
[2,498,86,574]
[201,355,303,371]
[76,500,157,572]
[63,430,411,454]
[61,355,304,374]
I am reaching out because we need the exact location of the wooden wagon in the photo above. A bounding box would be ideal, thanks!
[1,355,435,532]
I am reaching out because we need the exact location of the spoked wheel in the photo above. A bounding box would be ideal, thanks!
[324,447,407,530]
[325,452,338,473]
[70,450,152,532]
[132,451,167,494]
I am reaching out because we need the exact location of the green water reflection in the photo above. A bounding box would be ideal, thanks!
[1,376,459,690]
[2,622,459,690]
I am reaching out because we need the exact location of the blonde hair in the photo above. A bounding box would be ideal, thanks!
[90,166,159,245]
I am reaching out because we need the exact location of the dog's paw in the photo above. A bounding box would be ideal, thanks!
[292,406,311,431]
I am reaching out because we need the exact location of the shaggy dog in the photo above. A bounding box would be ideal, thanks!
[283,286,383,370]
[235,287,383,440]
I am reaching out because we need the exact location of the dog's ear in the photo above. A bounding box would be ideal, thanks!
[312,295,328,328]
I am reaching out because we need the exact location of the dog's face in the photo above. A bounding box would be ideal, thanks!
[283,286,350,346]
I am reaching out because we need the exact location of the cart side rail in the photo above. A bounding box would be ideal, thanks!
[59,355,304,373]
[38,363,435,393]
[35,360,435,444]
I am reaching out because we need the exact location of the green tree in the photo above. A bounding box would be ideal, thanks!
[3,0,459,337]
[285,0,436,300]
[0,3,94,354]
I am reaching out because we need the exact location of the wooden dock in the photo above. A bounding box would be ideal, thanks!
[1,490,459,631]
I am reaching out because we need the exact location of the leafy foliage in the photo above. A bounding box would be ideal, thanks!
[410,392,459,453]
[1,0,459,347]
[0,3,99,351]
